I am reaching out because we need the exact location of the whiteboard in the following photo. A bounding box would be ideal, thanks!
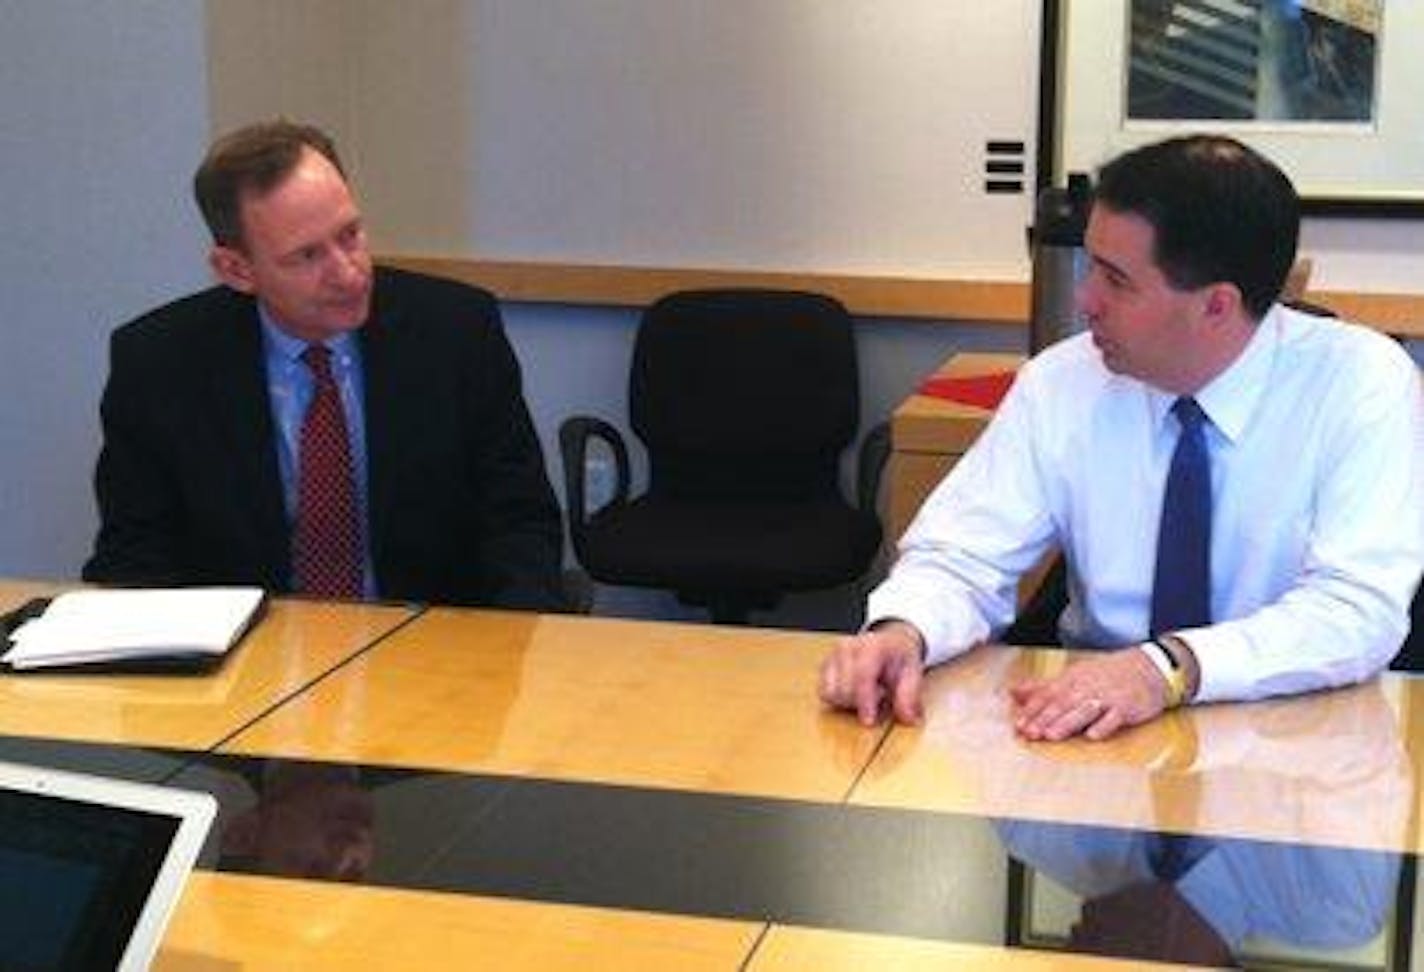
[353,1,1044,281]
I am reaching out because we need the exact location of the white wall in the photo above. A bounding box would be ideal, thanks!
[0,1,211,577]
[350,1,1040,279]
[1303,217,1424,294]
[207,1,358,152]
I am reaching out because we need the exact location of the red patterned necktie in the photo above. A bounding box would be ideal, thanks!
[292,345,363,598]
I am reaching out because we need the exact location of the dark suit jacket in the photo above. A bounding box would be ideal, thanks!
[83,267,567,611]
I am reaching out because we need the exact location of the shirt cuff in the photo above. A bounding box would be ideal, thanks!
[864,591,982,667]
[1167,624,1245,704]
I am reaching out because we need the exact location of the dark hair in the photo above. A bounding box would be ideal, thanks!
[1094,135,1299,319]
[193,120,346,247]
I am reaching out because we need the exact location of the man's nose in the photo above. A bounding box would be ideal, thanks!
[329,246,365,285]
[1073,277,1098,318]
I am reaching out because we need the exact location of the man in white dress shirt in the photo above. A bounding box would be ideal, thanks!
[819,134,1424,741]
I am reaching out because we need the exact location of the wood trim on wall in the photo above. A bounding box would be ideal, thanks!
[381,254,1424,338]
[1309,290,1424,339]
[381,255,1030,323]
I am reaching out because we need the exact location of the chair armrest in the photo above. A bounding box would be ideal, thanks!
[855,420,892,514]
[1002,554,1068,646]
[558,416,632,534]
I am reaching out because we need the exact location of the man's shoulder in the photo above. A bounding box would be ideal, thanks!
[112,285,254,353]
[111,287,259,370]
[1274,305,1417,385]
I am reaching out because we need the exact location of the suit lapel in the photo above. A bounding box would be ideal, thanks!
[360,272,408,574]
[203,293,292,583]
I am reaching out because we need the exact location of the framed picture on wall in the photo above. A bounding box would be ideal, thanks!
[1043,0,1424,215]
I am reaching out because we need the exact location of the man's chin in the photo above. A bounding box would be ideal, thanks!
[293,312,367,342]
[324,299,372,332]
[329,315,368,333]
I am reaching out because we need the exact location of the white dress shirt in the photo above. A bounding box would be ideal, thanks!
[868,305,1424,703]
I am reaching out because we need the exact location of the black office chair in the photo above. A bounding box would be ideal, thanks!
[1002,556,1068,646]
[1390,578,1424,672]
[1282,298,1337,318]
[560,289,889,624]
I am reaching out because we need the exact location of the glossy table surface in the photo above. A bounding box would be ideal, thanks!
[220,608,884,800]
[857,644,1419,853]
[154,873,762,972]
[0,583,415,750]
[2,581,1418,970]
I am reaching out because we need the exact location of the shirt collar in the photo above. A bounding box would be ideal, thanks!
[1192,305,1280,444]
[257,304,360,367]
[1144,304,1281,444]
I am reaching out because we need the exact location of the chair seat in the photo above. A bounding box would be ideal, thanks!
[580,496,881,594]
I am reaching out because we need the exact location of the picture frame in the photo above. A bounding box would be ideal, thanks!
[1040,0,1424,217]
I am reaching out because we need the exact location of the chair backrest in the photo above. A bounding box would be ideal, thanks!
[630,289,858,502]
[1393,577,1424,672]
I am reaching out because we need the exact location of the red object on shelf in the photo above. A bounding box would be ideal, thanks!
[916,371,1016,409]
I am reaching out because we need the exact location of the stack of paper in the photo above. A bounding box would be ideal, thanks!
[1,587,265,671]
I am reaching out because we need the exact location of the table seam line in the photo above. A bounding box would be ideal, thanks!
[159,603,431,782]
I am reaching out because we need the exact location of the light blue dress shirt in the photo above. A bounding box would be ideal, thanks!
[258,307,376,597]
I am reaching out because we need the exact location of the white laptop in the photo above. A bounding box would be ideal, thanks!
[0,759,216,971]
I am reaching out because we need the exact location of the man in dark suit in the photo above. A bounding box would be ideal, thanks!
[83,120,566,610]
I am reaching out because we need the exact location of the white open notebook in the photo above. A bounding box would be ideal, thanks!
[1,587,265,672]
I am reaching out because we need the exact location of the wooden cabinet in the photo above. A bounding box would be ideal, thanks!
[887,352,1025,542]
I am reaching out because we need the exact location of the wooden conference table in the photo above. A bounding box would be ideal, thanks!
[0,579,1418,970]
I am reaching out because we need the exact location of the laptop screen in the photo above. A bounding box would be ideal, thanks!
[0,763,215,972]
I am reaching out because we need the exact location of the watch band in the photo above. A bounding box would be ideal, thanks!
[1140,638,1187,709]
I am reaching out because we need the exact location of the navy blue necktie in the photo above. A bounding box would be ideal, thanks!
[1150,398,1211,636]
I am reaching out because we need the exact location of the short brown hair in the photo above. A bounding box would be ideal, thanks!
[193,120,346,247]
[1094,134,1299,320]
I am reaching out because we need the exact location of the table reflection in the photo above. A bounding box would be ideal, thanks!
[218,761,376,882]
[991,670,1416,968]
[999,818,1404,967]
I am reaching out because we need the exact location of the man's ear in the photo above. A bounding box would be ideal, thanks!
[1201,282,1241,325]
[210,245,256,294]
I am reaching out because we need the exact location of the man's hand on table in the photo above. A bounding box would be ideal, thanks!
[818,620,925,726]
[1010,647,1171,741]
[820,624,1183,741]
